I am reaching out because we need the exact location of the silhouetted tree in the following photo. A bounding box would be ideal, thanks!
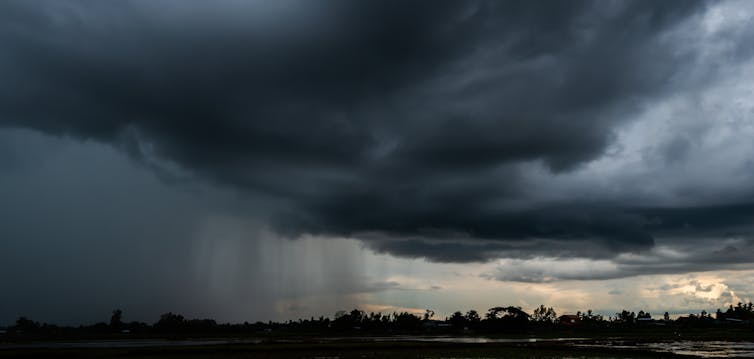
[532,305,557,324]
[423,309,435,321]
[448,311,467,331]
[484,306,530,332]
[155,312,185,331]
[465,310,480,323]
[110,309,123,329]
[13,317,40,332]
[393,312,422,332]
[332,309,363,331]
[616,310,635,324]
[464,310,481,330]
[578,309,605,328]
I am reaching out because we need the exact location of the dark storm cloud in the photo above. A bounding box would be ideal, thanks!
[488,244,754,282]
[488,230,754,283]
[0,0,729,262]
[366,203,754,265]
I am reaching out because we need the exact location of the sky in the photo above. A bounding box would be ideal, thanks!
[2,0,754,325]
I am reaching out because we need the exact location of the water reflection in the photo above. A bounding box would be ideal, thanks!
[367,336,587,344]
[577,340,754,358]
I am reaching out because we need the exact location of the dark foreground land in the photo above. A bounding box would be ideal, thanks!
[0,340,675,359]
[3,326,754,358]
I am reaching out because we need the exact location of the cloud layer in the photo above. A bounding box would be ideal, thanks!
[2,0,754,272]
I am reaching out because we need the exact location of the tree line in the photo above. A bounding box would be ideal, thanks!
[4,302,754,338]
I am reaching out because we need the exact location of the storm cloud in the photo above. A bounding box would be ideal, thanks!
[2,0,754,269]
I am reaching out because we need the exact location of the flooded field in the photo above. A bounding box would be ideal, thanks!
[2,336,754,358]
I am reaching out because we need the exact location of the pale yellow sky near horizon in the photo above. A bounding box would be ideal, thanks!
[193,228,754,322]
